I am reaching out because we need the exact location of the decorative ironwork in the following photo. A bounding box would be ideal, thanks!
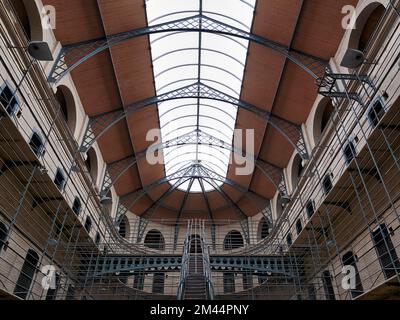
[79,82,308,159]
[48,14,328,84]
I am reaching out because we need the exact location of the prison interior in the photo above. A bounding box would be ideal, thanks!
[0,0,400,300]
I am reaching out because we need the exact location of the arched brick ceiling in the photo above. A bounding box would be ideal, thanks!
[44,0,357,221]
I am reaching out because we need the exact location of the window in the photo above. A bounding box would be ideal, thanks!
[14,249,39,299]
[296,219,303,236]
[146,0,256,192]
[152,273,165,294]
[133,272,145,290]
[322,270,336,300]
[368,99,385,127]
[0,222,8,251]
[118,216,129,239]
[286,233,293,247]
[29,131,44,156]
[243,273,253,290]
[322,174,333,195]
[259,217,270,240]
[84,216,92,233]
[95,232,101,245]
[344,141,357,165]
[54,169,66,191]
[342,251,363,298]
[306,200,315,219]
[72,197,81,216]
[371,224,400,279]
[0,84,19,115]
[223,231,244,251]
[223,272,235,294]
[144,230,165,250]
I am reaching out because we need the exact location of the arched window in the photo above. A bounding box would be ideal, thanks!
[85,148,98,184]
[95,232,101,245]
[0,83,20,116]
[313,98,335,144]
[357,4,386,52]
[286,233,293,247]
[0,222,8,251]
[118,215,130,239]
[14,249,39,299]
[54,168,66,191]
[343,140,357,165]
[275,194,287,220]
[296,219,303,235]
[29,131,44,156]
[84,216,92,233]
[152,273,165,294]
[72,197,81,216]
[10,0,43,42]
[144,230,165,250]
[306,200,315,219]
[258,217,270,241]
[223,231,244,251]
[55,85,77,134]
[368,98,385,127]
[322,174,333,195]
[188,234,202,254]
[223,272,235,294]
[290,154,305,190]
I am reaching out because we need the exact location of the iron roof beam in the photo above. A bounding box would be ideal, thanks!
[47,14,328,84]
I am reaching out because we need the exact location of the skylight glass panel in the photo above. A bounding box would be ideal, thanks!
[145,0,256,192]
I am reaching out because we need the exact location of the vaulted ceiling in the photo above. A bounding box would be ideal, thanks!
[44,0,357,221]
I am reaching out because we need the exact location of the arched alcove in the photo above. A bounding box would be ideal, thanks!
[348,2,386,52]
[144,229,165,250]
[55,85,77,134]
[118,215,130,239]
[313,97,335,144]
[257,217,271,241]
[85,147,99,184]
[0,221,8,251]
[290,154,305,191]
[10,0,43,41]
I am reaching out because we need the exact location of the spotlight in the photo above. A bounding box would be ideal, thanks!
[279,195,291,205]
[48,238,58,246]
[100,196,113,205]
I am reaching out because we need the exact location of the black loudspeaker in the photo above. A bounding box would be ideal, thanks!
[340,48,365,69]
[28,41,53,61]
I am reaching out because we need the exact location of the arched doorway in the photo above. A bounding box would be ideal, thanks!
[188,234,202,254]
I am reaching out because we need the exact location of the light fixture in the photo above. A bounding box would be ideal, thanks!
[48,238,58,246]
[100,196,113,205]
[279,195,291,206]
[71,164,80,172]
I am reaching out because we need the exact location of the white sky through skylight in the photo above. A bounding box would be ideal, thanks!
[145,0,256,192]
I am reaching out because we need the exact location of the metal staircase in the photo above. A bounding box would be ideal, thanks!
[177,220,214,300]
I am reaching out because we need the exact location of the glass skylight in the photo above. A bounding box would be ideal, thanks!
[145,0,256,192]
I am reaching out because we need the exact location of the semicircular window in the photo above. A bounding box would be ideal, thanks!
[146,0,256,192]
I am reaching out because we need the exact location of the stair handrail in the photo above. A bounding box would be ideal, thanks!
[200,220,215,300]
[177,220,191,300]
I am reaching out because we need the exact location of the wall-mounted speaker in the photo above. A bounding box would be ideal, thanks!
[28,41,53,61]
[340,49,365,69]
